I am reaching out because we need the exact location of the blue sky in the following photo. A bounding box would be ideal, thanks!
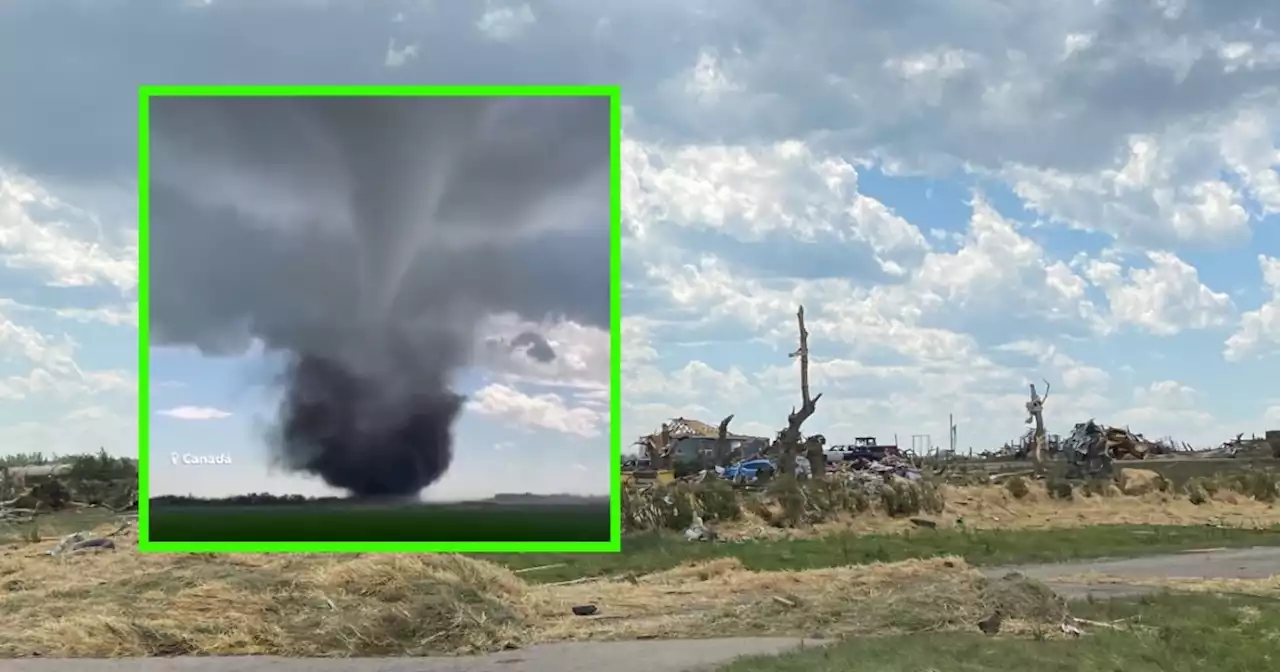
[2,0,1279,499]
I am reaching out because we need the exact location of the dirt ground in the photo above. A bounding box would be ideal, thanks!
[0,519,1065,658]
[713,483,1280,540]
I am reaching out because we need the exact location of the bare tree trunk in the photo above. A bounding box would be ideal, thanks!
[1026,381,1049,473]
[780,305,823,477]
[804,436,826,477]
[714,414,736,467]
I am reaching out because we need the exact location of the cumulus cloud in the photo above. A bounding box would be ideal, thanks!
[467,383,602,438]
[158,406,232,421]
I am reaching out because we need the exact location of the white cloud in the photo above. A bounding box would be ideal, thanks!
[475,2,535,42]
[158,406,232,421]
[0,168,137,291]
[467,383,602,438]
[1084,251,1234,335]
[383,39,418,68]
[1225,255,1280,361]
[624,138,929,273]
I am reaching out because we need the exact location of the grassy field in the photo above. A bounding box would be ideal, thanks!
[487,524,1280,582]
[0,508,121,543]
[716,592,1280,671]
[147,500,611,542]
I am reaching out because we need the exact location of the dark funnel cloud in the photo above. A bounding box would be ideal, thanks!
[148,95,611,498]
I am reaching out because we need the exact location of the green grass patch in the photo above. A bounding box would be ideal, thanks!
[716,592,1280,672]
[147,502,610,542]
[0,508,122,543]
[487,525,1280,583]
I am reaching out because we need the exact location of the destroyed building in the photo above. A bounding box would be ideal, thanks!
[635,417,769,471]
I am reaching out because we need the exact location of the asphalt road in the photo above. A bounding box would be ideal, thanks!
[990,544,1280,599]
[4,639,830,672]
[11,546,1279,672]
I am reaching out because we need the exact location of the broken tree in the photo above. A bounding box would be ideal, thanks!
[1025,379,1050,472]
[778,305,823,477]
[713,414,737,467]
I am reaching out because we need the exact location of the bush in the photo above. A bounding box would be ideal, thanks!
[1004,476,1030,499]
[881,477,945,517]
[695,478,742,522]
[1239,472,1280,503]
[1186,479,1209,506]
[1080,478,1112,498]
[767,475,808,527]
[1045,478,1074,500]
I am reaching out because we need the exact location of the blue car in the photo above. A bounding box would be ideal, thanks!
[720,458,776,482]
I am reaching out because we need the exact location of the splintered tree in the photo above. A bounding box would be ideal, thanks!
[712,414,737,467]
[1025,379,1050,471]
[777,305,823,477]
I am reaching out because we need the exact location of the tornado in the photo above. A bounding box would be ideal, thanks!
[273,351,461,499]
[148,94,612,500]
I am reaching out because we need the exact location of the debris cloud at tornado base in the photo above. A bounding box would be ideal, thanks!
[148,94,611,499]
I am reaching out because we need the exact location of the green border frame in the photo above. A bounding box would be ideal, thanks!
[136,84,623,554]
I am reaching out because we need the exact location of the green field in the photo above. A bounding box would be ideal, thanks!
[147,500,611,542]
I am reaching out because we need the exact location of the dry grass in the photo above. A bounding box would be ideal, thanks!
[0,525,532,657]
[534,556,1067,642]
[0,521,1068,658]
[710,482,1280,541]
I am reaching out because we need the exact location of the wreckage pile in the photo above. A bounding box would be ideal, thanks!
[1059,420,1280,476]
[0,451,138,521]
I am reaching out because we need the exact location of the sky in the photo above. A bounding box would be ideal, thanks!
[1,0,1279,499]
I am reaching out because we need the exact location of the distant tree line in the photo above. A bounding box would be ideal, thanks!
[1,448,137,481]
[151,493,348,506]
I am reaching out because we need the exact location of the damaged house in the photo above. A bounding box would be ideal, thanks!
[636,417,769,473]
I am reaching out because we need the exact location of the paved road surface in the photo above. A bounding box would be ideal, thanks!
[12,547,1279,672]
[5,639,829,672]
[989,545,1280,599]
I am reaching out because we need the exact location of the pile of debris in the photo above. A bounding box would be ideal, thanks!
[1198,433,1280,459]
[1062,420,1192,466]
[1,456,138,522]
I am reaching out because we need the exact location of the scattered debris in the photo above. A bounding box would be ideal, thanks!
[683,515,717,542]
[46,531,90,556]
[977,608,1003,635]
[72,538,116,552]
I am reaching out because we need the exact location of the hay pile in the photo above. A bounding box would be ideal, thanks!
[0,525,531,657]
[0,522,1069,658]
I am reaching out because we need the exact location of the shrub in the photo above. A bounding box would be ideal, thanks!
[1080,478,1111,498]
[1186,479,1208,505]
[695,478,742,522]
[1045,478,1074,500]
[1004,476,1030,499]
[881,477,945,517]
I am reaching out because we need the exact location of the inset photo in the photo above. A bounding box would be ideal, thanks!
[140,86,620,553]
